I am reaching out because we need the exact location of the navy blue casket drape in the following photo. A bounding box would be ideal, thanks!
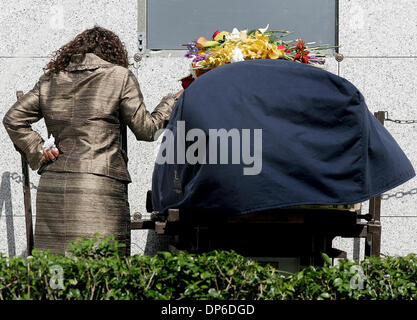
[152,59,415,215]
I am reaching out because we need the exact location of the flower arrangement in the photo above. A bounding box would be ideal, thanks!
[181,24,336,89]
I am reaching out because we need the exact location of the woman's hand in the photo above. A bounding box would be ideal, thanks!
[41,147,60,163]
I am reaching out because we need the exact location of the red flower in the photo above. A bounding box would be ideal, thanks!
[277,45,291,53]
[292,39,310,63]
[293,50,311,64]
[180,75,194,89]
[212,30,220,40]
[295,39,306,51]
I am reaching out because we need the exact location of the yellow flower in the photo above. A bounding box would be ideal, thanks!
[240,37,268,60]
[267,43,284,59]
[194,30,284,71]
[197,41,238,69]
[214,31,229,41]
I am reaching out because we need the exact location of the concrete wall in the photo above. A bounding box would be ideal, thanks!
[333,0,417,259]
[0,0,416,259]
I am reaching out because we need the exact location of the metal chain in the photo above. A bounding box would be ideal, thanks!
[10,171,38,190]
[384,112,417,124]
[381,112,417,199]
[381,188,417,200]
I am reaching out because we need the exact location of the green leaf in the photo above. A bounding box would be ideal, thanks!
[321,253,332,266]
[320,292,331,299]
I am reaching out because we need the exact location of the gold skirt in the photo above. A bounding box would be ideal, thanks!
[35,171,131,256]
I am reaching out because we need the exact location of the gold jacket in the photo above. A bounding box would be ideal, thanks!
[3,53,177,183]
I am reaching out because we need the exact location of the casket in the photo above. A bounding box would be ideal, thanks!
[151,59,415,216]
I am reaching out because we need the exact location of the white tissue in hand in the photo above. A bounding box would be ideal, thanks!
[40,134,56,153]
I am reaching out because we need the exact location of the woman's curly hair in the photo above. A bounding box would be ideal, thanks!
[44,26,130,75]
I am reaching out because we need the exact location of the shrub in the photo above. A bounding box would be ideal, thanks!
[0,236,415,300]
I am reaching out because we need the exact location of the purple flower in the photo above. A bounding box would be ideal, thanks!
[184,51,194,58]
[185,40,200,59]
[309,55,326,65]
[186,41,198,53]
[192,53,212,63]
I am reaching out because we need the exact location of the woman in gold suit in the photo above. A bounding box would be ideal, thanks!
[3,26,183,256]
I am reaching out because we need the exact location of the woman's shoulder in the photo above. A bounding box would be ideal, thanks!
[37,64,131,82]
[89,64,133,81]
[107,64,131,75]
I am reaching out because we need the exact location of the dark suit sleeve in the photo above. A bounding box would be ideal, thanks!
[120,69,176,141]
[3,81,45,170]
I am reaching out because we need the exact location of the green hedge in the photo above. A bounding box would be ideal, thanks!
[0,235,416,300]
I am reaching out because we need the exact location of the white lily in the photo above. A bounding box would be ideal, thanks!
[231,47,245,63]
[227,28,241,41]
[258,24,270,33]
[240,29,248,41]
